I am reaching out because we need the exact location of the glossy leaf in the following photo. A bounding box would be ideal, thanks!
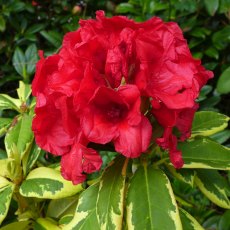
[204,0,219,15]
[12,47,26,78]
[64,183,100,230]
[217,66,230,94]
[40,30,62,48]
[25,44,38,75]
[126,165,182,230]
[191,111,229,137]
[177,137,230,170]
[5,114,34,159]
[0,180,15,225]
[96,156,127,230]
[218,210,230,230]
[211,129,230,144]
[19,167,83,199]
[195,169,230,208]
[179,208,204,230]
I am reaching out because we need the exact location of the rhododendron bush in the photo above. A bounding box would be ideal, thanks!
[32,11,213,184]
[0,8,230,230]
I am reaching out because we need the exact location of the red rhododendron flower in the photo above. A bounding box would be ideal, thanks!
[32,11,213,184]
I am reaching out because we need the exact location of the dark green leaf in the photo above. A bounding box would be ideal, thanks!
[0,15,6,32]
[40,30,62,48]
[217,66,230,94]
[218,210,230,230]
[204,0,219,15]
[25,44,38,75]
[12,47,27,78]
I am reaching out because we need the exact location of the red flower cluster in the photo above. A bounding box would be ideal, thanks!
[32,11,213,184]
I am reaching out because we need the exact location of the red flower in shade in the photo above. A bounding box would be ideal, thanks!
[61,142,102,184]
[81,85,152,158]
[32,10,213,184]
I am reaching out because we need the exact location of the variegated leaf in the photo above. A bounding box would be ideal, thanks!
[192,111,229,137]
[166,165,195,186]
[195,169,230,209]
[19,167,83,199]
[96,156,127,230]
[0,118,12,136]
[63,183,100,230]
[179,208,204,230]
[126,165,182,230]
[0,179,15,225]
[178,137,230,170]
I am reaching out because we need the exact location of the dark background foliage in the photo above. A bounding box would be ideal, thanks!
[0,0,230,228]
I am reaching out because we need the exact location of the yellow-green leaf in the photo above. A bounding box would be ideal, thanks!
[192,111,229,137]
[5,114,34,159]
[34,218,60,230]
[0,94,21,111]
[195,169,230,209]
[19,167,83,199]
[17,81,31,102]
[126,165,182,230]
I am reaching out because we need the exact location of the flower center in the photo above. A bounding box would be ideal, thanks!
[106,104,126,122]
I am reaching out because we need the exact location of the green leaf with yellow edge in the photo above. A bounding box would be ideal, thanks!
[63,183,100,230]
[0,159,13,179]
[0,94,21,111]
[0,180,15,225]
[178,137,230,170]
[34,218,61,230]
[19,167,83,199]
[96,156,127,230]
[0,118,12,136]
[195,169,230,209]
[166,165,195,186]
[5,114,34,159]
[126,165,182,230]
[192,111,229,137]
[179,208,204,230]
